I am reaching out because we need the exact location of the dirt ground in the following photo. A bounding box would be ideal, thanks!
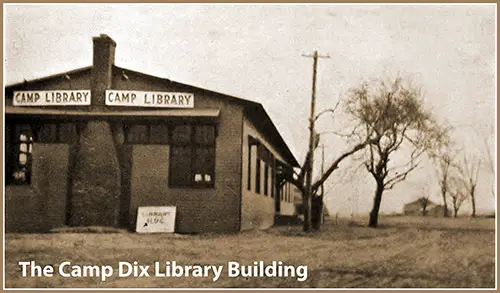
[4,215,496,288]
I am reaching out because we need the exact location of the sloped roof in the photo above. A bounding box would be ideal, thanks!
[5,65,299,167]
[5,66,92,89]
[404,197,437,208]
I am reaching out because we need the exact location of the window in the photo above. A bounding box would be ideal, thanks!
[247,136,262,193]
[256,145,268,195]
[264,163,269,196]
[6,123,34,185]
[283,183,286,202]
[58,123,79,143]
[169,124,216,188]
[37,123,58,143]
[194,125,215,145]
[150,124,169,144]
[36,122,78,143]
[271,159,275,198]
[172,124,192,144]
[170,145,192,187]
[255,158,261,194]
[255,144,275,197]
[124,123,169,144]
[170,124,193,187]
[247,138,252,191]
[193,147,214,184]
[125,124,149,143]
[193,125,215,187]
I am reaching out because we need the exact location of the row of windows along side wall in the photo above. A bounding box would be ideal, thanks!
[247,135,292,202]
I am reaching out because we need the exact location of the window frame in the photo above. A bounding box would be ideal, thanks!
[7,123,34,185]
[168,123,217,189]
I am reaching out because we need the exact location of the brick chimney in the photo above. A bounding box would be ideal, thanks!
[91,34,116,106]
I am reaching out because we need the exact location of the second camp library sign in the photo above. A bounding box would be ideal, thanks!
[106,90,194,108]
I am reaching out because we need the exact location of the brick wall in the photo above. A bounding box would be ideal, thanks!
[240,117,294,230]
[114,73,245,233]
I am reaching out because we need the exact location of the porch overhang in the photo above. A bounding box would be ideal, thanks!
[5,105,220,122]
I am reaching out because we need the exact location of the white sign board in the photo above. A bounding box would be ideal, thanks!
[13,90,91,106]
[136,206,176,233]
[106,90,194,108]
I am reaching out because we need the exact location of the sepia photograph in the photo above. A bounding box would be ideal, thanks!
[3,3,497,289]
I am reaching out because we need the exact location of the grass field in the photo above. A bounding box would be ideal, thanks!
[4,215,496,288]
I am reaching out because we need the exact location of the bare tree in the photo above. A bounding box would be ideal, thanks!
[344,76,447,227]
[420,188,432,216]
[484,136,495,199]
[449,184,468,218]
[459,154,481,218]
[433,147,458,217]
[285,100,379,232]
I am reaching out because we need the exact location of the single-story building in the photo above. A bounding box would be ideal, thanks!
[403,197,450,217]
[4,34,300,233]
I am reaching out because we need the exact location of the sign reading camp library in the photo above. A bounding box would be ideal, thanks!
[106,90,194,108]
[136,206,176,233]
[13,90,91,106]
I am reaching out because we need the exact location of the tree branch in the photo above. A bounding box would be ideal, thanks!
[314,99,341,122]
[311,138,375,193]
[289,176,305,194]
[298,150,311,183]
[384,162,419,190]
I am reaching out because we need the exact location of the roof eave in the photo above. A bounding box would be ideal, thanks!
[5,66,93,89]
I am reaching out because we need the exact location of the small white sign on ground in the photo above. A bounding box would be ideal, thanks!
[136,206,176,233]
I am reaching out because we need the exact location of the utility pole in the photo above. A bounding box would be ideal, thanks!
[321,144,325,180]
[320,144,325,224]
[319,144,325,197]
[302,50,330,232]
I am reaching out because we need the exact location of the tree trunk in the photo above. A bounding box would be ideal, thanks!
[441,190,449,217]
[454,207,458,218]
[311,195,323,230]
[471,193,476,218]
[303,192,312,232]
[70,121,121,227]
[368,180,384,227]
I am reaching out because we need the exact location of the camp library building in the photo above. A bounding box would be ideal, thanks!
[4,35,300,233]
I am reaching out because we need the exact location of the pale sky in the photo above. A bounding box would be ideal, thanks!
[4,4,496,216]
